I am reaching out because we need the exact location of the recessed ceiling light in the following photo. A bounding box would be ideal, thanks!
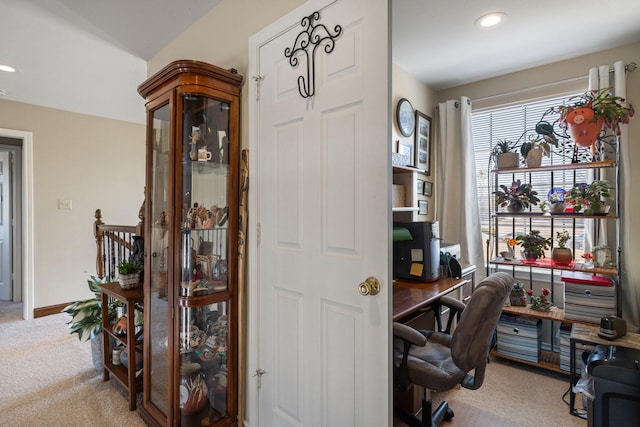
[476,12,506,28]
[0,89,6,96]
[0,65,16,73]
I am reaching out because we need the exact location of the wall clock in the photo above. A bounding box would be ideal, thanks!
[396,98,415,137]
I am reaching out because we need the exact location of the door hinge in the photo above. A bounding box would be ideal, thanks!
[254,368,266,388]
[256,223,261,246]
[253,75,264,102]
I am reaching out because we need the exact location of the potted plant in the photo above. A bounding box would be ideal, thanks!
[117,261,143,289]
[491,139,519,169]
[519,138,550,168]
[565,180,612,215]
[515,229,552,261]
[555,88,634,149]
[494,179,540,212]
[62,275,119,372]
[551,229,573,265]
[526,287,552,312]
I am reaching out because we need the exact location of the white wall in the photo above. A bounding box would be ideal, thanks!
[392,63,438,221]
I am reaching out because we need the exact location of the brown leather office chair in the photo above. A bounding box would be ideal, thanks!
[393,272,514,426]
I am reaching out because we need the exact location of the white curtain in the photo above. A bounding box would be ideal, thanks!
[435,97,485,280]
[587,61,637,331]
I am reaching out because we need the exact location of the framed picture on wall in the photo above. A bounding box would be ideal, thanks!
[398,140,413,166]
[423,181,433,197]
[417,179,425,195]
[415,111,432,175]
[418,200,428,215]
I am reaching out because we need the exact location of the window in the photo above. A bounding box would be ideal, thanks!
[472,94,587,265]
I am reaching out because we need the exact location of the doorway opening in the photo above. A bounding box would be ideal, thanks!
[0,128,34,320]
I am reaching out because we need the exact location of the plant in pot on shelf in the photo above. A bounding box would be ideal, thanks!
[554,88,634,154]
[62,274,118,372]
[515,229,552,261]
[491,139,519,170]
[494,179,540,212]
[551,229,573,265]
[541,187,567,214]
[117,261,143,289]
[526,287,552,312]
[519,138,550,168]
[565,180,612,215]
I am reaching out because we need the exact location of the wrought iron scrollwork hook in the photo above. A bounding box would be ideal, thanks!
[284,11,342,99]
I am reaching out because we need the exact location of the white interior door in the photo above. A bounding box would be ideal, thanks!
[248,0,390,425]
[0,151,12,300]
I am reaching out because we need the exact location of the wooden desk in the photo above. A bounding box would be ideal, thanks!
[393,264,475,322]
[393,277,468,321]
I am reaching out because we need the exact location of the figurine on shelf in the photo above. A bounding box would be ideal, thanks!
[187,203,200,229]
[527,287,552,312]
[509,282,527,306]
[195,205,208,228]
[202,211,216,229]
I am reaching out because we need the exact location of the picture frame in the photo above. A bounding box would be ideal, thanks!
[417,179,425,195]
[398,141,413,161]
[418,200,428,215]
[415,111,432,176]
[423,181,433,197]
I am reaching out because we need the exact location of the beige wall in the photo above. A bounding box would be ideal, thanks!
[438,42,640,327]
[147,0,305,152]
[392,63,438,221]
[0,99,145,308]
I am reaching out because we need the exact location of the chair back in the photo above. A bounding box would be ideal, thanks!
[450,272,514,374]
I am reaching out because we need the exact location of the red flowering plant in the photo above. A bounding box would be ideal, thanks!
[526,287,552,312]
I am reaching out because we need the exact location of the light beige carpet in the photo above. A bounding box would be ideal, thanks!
[1,301,587,426]
[0,302,145,427]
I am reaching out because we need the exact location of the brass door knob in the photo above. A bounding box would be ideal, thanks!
[358,277,381,296]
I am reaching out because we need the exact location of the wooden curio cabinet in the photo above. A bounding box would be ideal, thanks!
[137,60,243,427]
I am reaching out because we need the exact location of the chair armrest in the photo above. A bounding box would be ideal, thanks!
[434,296,466,334]
[393,322,428,347]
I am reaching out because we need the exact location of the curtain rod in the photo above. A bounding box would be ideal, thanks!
[473,62,636,105]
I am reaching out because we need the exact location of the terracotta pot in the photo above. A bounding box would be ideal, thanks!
[565,107,603,148]
[551,247,573,265]
[496,152,519,169]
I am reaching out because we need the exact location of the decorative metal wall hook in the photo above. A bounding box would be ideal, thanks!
[284,11,342,99]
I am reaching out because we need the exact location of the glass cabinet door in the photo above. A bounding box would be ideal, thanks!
[177,93,235,424]
[179,94,231,297]
[148,101,171,417]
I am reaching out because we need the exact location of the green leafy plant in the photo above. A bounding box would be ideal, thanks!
[117,261,142,275]
[515,229,552,259]
[62,275,117,342]
[565,180,612,215]
[555,230,570,249]
[491,139,518,159]
[519,138,550,161]
[555,88,634,136]
[494,179,540,210]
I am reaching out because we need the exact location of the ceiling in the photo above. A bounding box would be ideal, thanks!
[1,0,640,122]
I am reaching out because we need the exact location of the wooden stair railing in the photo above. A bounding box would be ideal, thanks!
[94,203,144,280]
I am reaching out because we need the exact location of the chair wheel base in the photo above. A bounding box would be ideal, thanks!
[444,408,454,421]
